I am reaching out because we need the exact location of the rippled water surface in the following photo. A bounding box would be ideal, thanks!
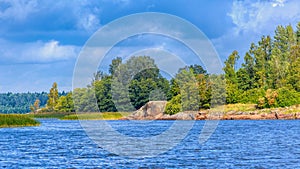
[0,119,300,168]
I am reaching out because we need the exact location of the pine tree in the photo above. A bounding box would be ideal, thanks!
[223,50,240,103]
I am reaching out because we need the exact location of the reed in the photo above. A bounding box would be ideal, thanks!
[61,112,132,120]
[0,114,40,128]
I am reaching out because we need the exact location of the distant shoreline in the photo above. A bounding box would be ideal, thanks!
[3,103,298,122]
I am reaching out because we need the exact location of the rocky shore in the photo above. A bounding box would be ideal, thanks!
[123,101,300,120]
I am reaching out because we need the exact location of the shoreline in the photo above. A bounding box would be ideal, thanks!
[19,103,300,121]
[122,112,300,121]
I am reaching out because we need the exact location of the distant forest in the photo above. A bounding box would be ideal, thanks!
[1,22,300,114]
[0,92,67,113]
[0,92,48,113]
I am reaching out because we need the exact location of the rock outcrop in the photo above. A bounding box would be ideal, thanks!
[124,101,300,120]
[125,101,198,120]
[126,101,167,120]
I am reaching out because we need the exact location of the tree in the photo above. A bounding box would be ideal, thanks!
[46,82,59,111]
[109,57,122,75]
[252,36,272,89]
[33,99,40,113]
[164,94,182,115]
[167,78,180,100]
[112,56,169,111]
[223,51,240,103]
[167,64,210,112]
[288,43,300,92]
[227,22,300,108]
[54,92,74,112]
[92,71,105,84]
[209,74,226,107]
[297,22,300,44]
[237,52,256,90]
[72,88,98,112]
[94,76,117,112]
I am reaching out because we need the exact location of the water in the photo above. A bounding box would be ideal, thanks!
[0,119,300,168]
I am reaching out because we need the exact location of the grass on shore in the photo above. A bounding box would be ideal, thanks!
[207,103,300,114]
[0,114,40,128]
[61,112,132,120]
[26,112,73,119]
[207,103,257,113]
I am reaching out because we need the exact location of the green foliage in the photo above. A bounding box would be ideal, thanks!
[276,87,300,107]
[225,22,300,109]
[46,82,59,111]
[61,112,131,120]
[239,88,265,104]
[112,56,169,111]
[164,94,182,115]
[167,78,180,100]
[73,88,98,112]
[37,22,300,114]
[0,114,40,128]
[94,76,117,112]
[109,57,122,75]
[288,45,300,91]
[129,77,167,109]
[223,51,241,103]
[209,74,226,107]
[0,92,48,113]
[54,93,74,112]
[166,64,212,113]
[29,112,72,119]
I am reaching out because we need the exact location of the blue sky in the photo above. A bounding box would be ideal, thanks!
[0,0,300,92]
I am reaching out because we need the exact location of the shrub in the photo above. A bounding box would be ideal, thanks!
[276,87,300,107]
[240,88,265,104]
[164,94,182,115]
[265,89,278,108]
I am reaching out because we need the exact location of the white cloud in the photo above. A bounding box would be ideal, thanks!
[272,0,286,7]
[228,0,300,35]
[77,13,101,33]
[0,0,102,32]
[35,40,78,61]
[0,39,79,63]
[212,0,300,62]
[0,0,38,21]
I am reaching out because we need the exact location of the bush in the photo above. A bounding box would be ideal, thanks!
[164,95,182,115]
[256,87,300,108]
[265,89,278,108]
[240,88,265,104]
[276,87,300,107]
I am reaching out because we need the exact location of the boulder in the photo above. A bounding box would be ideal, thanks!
[127,101,167,120]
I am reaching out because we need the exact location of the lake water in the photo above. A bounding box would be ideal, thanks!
[0,119,300,168]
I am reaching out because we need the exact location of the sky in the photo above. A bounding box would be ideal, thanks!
[0,0,300,93]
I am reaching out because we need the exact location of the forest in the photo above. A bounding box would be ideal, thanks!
[0,22,299,114]
[0,92,48,113]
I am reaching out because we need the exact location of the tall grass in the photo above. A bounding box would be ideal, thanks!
[61,112,132,120]
[207,104,257,113]
[0,114,40,128]
[27,112,73,119]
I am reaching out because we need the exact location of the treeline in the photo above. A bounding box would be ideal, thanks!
[66,22,300,113]
[43,56,214,114]
[2,22,300,114]
[0,92,48,113]
[223,22,300,108]
[0,91,69,114]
